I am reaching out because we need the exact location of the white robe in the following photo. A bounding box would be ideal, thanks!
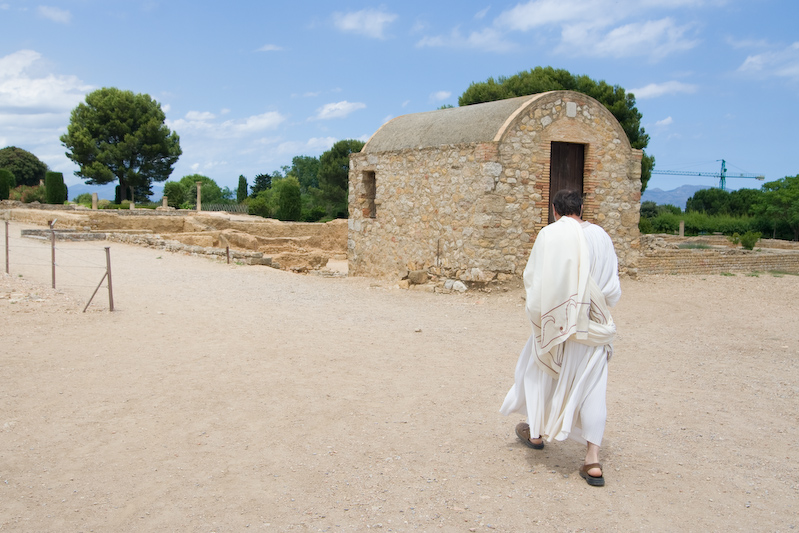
[500,221,621,445]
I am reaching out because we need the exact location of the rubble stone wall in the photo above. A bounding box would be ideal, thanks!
[348,91,642,282]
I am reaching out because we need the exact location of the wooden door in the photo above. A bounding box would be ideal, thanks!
[549,142,585,223]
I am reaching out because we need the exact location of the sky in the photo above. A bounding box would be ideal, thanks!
[1,0,797,197]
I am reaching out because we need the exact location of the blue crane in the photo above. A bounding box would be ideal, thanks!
[651,159,764,191]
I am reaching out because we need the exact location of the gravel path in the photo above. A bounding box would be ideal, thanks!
[2,221,797,531]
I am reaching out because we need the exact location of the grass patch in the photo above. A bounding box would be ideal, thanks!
[720,272,736,277]
[678,242,711,249]
[769,270,799,277]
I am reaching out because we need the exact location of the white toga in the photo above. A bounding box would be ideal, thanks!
[500,220,621,445]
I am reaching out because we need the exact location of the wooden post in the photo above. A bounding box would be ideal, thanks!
[105,247,114,311]
[50,221,56,289]
[4,220,8,274]
[226,246,230,264]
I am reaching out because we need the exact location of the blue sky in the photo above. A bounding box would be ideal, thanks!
[1,0,797,196]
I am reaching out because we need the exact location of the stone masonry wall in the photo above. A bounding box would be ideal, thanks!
[349,92,643,282]
[639,250,799,275]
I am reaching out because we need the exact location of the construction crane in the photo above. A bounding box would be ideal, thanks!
[651,159,764,191]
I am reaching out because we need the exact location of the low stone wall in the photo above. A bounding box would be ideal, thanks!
[4,205,347,273]
[639,249,799,275]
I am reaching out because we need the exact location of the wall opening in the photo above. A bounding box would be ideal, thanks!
[548,141,585,223]
[363,171,376,218]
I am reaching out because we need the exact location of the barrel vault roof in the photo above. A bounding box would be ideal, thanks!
[362,93,547,153]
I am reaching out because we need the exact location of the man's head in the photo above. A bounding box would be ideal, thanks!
[552,189,583,218]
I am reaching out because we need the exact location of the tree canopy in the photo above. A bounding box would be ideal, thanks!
[237,175,248,203]
[0,168,15,200]
[60,87,182,202]
[458,66,653,192]
[287,155,321,193]
[0,146,48,187]
[756,175,799,241]
[319,139,365,217]
[178,174,224,205]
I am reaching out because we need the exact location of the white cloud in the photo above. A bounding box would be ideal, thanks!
[558,17,699,59]
[0,50,92,173]
[161,103,171,113]
[169,110,286,138]
[311,101,366,120]
[431,90,451,102]
[420,0,701,59]
[274,136,337,157]
[630,80,698,99]
[185,110,216,121]
[0,50,92,113]
[655,116,673,127]
[417,27,515,53]
[738,42,799,81]
[37,5,71,24]
[256,44,283,52]
[475,6,491,20]
[332,8,397,39]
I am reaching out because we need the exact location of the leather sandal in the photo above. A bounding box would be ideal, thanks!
[515,422,544,450]
[579,463,605,487]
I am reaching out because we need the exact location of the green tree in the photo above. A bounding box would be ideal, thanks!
[287,155,320,193]
[177,174,224,205]
[162,181,187,208]
[0,146,48,187]
[44,171,67,204]
[247,188,276,218]
[251,173,272,195]
[237,175,248,203]
[756,175,799,241]
[0,168,15,200]
[275,176,302,221]
[319,139,365,217]
[728,188,763,217]
[686,188,731,215]
[60,87,182,202]
[458,66,653,192]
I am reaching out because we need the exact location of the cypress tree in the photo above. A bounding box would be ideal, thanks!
[0,168,15,200]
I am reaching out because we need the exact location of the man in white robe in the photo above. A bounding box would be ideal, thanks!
[500,189,621,487]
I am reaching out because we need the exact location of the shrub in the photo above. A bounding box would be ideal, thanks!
[638,216,653,234]
[9,184,46,203]
[303,206,328,222]
[0,168,15,200]
[276,179,302,221]
[739,231,761,250]
[45,171,66,204]
[162,181,186,208]
[74,193,93,206]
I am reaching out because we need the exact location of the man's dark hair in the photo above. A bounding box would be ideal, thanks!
[552,189,583,217]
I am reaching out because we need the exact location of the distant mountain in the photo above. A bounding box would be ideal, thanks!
[68,182,164,202]
[641,185,709,210]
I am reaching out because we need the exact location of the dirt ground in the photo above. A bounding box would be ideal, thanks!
[1,221,797,532]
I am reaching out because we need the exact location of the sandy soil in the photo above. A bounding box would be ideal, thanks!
[1,221,797,532]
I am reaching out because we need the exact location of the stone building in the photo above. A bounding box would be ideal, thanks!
[347,90,643,282]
